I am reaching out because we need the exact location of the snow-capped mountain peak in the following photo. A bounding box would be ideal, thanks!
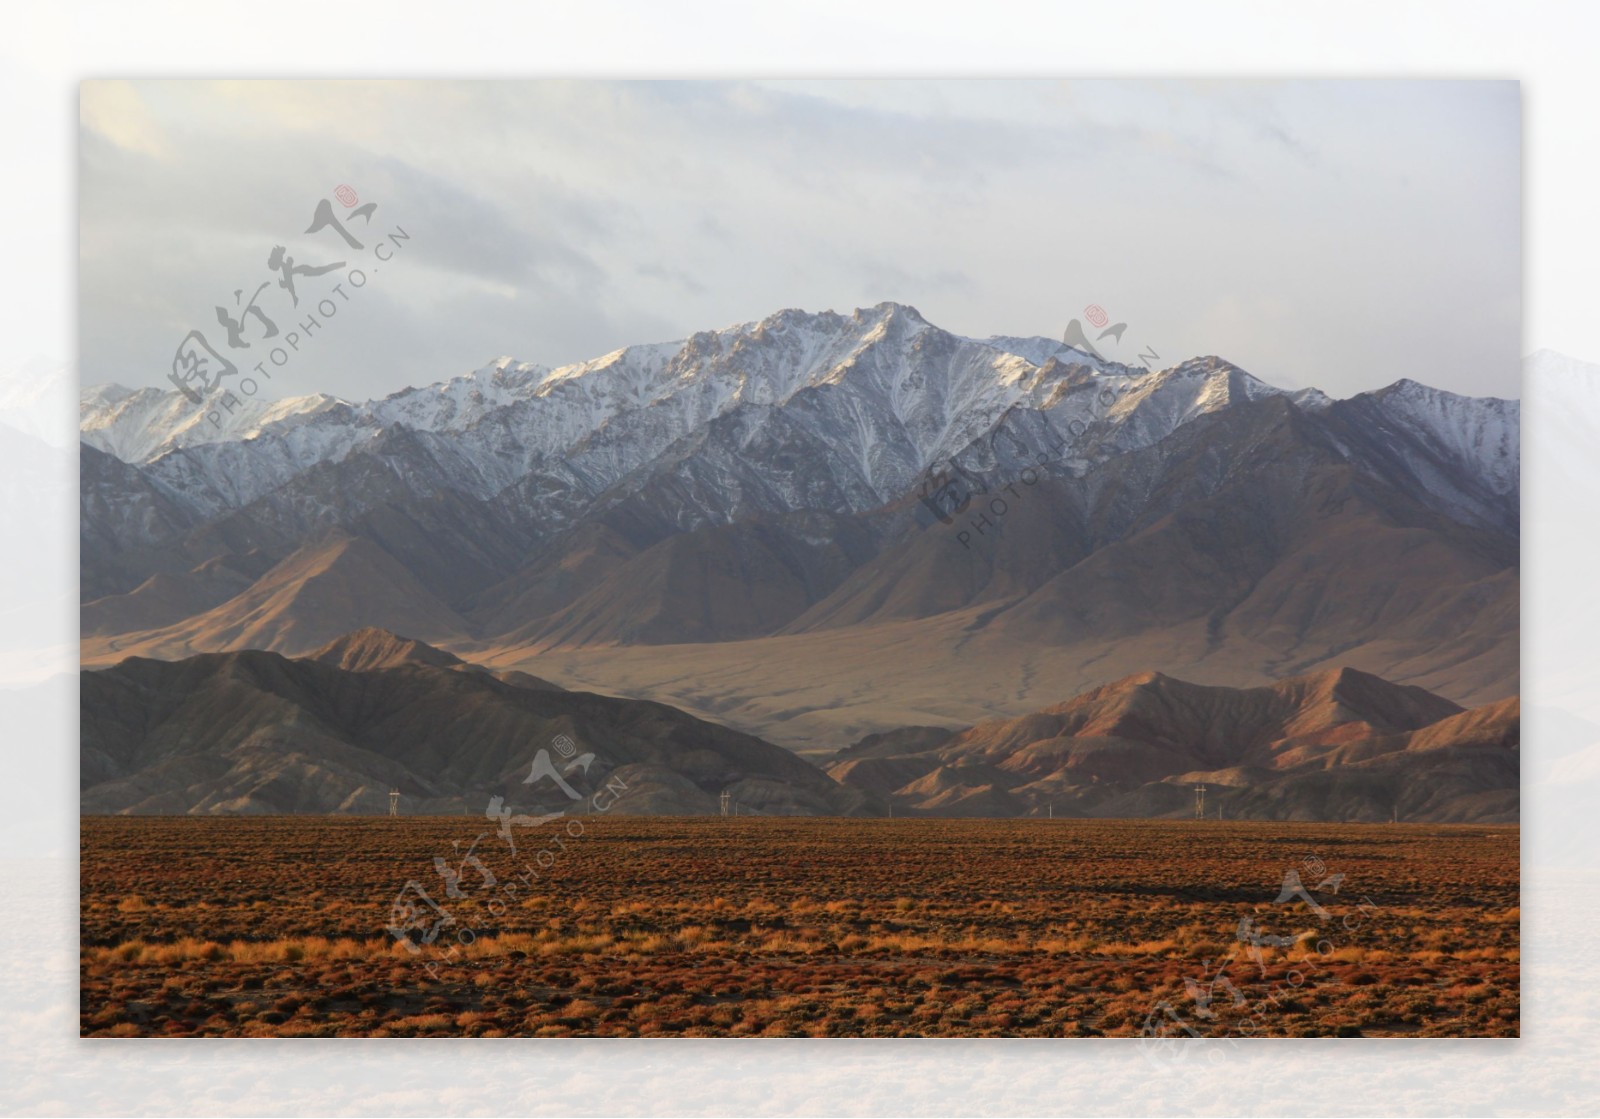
[79,383,347,464]
[1362,377,1519,498]
[77,303,1517,542]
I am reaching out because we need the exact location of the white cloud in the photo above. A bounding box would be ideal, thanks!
[79,79,1522,403]
[79,80,168,157]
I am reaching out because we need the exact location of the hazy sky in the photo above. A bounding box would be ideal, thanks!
[79,79,1521,402]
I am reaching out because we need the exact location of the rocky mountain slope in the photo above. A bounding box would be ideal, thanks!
[826,668,1518,823]
[79,303,1519,746]
[81,629,868,817]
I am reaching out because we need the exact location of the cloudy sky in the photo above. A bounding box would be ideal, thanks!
[79,79,1520,402]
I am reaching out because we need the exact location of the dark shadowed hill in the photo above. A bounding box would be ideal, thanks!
[80,630,869,817]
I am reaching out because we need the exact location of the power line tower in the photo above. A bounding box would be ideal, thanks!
[1194,783,1207,820]
[388,789,400,817]
[719,789,731,817]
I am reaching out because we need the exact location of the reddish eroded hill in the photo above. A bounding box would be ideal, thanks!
[826,668,1517,823]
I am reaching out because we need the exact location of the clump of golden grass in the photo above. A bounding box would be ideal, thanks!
[86,935,392,967]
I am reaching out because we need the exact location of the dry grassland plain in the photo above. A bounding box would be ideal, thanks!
[81,817,1518,1038]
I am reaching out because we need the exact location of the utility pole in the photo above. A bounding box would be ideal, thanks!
[719,789,731,817]
[1194,784,1207,820]
[1048,804,1053,820]
[388,789,399,817]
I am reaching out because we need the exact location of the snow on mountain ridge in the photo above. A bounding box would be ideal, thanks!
[366,358,551,434]
[80,304,1122,465]
[76,303,1517,538]
[1362,377,1520,497]
[79,384,348,464]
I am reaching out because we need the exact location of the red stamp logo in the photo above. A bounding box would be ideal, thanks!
[1084,304,1109,329]
[335,184,359,208]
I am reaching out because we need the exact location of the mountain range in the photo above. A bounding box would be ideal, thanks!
[80,630,1516,822]
[79,302,1519,814]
